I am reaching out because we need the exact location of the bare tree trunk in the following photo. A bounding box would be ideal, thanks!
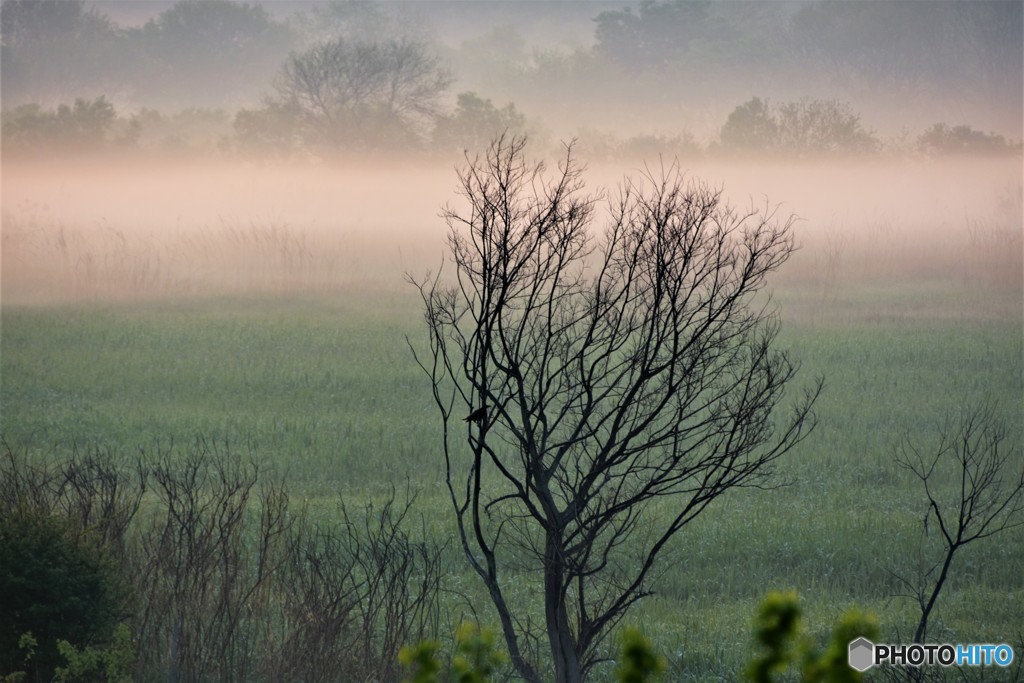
[913,532,956,644]
[545,530,582,683]
[483,569,542,683]
[893,400,1024,654]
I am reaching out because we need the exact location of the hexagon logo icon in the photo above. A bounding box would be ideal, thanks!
[848,637,875,672]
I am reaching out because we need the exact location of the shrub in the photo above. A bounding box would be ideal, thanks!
[433,91,526,154]
[746,591,879,683]
[615,629,667,683]
[0,442,443,681]
[917,123,1019,156]
[54,623,133,683]
[0,509,126,682]
[720,96,777,152]
[1,96,122,153]
[720,97,878,156]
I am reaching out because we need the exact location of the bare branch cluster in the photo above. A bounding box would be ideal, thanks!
[410,134,820,682]
[0,440,442,682]
[892,401,1024,647]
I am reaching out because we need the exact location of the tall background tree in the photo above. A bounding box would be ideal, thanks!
[0,0,119,105]
[412,136,821,682]
[290,0,419,49]
[127,0,292,108]
[271,37,453,152]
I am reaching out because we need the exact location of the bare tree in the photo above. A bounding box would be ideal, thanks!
[892,402,1024,647]
[275,37,452,150]
[410,135,821,682]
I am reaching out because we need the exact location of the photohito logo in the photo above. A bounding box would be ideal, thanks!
[848,637,1015,672]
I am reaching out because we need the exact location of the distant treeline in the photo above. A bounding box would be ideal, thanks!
[2,92,1019,162]
[1,0,1020,145]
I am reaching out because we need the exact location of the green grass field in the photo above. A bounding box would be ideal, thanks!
[2,155,1022,680]
[2,275,1021,679]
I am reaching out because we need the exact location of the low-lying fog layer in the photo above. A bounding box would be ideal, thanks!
[2,155,1021,305]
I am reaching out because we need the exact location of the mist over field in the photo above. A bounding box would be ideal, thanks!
[1,1,1022,681]
[2,0,1021,306]
[3,156,1022,310]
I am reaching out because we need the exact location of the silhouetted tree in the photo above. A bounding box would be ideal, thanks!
[892,402,1023,646]
[774,98,877,155]
[411,135,820,683]
[274,37,453,151]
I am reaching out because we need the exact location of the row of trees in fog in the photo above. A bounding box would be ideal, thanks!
[2,0,1021,132]
[2,90,1017,161]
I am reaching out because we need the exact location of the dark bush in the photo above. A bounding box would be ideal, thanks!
[0,510,126,682]
[720,96,777,152]
[719,97,878,156]
[0,96,143,155]
[917,123,1019,156]
[433,91,526,155]
[0,445,140,682]
[0,441,443,681]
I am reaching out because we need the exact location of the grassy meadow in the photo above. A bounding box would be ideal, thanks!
[2,158,1022,680]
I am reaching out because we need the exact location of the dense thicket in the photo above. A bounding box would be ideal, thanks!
[0,442,442,682]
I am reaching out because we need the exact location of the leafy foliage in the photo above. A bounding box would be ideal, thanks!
[449,623,509,683]
[402,623,668,683]
[789,0,1021,98]
[292,0,415,48]
[0,509,125,682]
[746,591,879,683]
[399,623,508,683]
[54,623,133,683]
[232,100,302,157]
[399,640,444,683]
[593,1,791,71]
[614,629,666,683]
